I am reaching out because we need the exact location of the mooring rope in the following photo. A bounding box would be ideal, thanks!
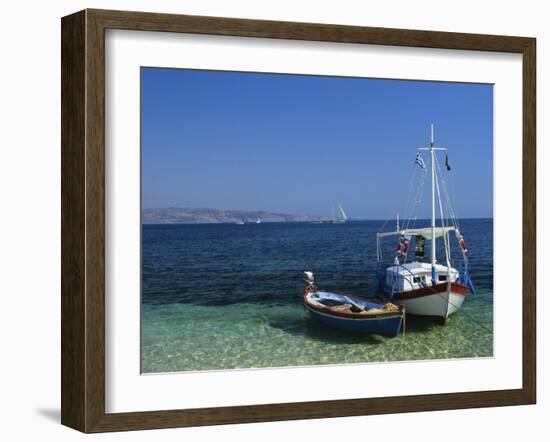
[399,309,407,350]
[425,285,494,335]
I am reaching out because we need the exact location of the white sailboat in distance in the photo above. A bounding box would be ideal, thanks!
[328,203,347,224]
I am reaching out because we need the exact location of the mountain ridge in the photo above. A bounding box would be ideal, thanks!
[142,207,324,224]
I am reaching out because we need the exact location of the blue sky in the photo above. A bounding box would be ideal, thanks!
[141,68,493,219]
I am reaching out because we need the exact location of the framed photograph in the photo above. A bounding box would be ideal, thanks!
[61,9,536,433]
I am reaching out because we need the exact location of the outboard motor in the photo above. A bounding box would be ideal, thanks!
[304,271,315,287]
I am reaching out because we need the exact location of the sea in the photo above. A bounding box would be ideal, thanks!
[141,219,493,373]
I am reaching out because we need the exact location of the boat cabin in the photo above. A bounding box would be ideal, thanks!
[385,261,459,292]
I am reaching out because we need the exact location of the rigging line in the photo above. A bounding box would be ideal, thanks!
[439,171,458,230]
[405,158,428,231]
[380,157,420,236]
[405,177,418,229]
[408,174,425,232]
[379,159,416,237]
[445,158,462,230]
[436,156,461,231]
[405,170,426,231]
[445,177,460,231]
[436,156,470,272]
[423,156,490,334]
[401,160,420,231]
[434,157,448,233]
[434,156,451,222]
[377,218,389,234]
[435,156,459,230]
[434,162,452,267]
[409,176,425,229]
[411,170,425,214]
[410,172,426,230]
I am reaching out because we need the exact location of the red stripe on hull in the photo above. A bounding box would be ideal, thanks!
[392,282,469,301]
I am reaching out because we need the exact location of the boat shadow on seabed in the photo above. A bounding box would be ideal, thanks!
[267,315,384,344]
[266,310,442,345]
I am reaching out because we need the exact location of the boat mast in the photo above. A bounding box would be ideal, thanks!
[418,126,447,284]
[430,124,436,283]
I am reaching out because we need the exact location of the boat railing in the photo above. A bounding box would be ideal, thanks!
[375,261,423,298]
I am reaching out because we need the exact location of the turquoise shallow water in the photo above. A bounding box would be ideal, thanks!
[141,219,493,373]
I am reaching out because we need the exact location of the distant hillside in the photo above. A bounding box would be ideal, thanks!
[142,207,324,224]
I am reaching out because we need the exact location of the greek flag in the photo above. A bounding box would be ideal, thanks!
[415,152,427,171]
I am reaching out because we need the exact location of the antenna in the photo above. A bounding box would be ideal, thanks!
[430,123,434,147]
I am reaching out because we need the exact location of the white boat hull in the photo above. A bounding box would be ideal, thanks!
[397,291,465,319]
[392,282,468,320]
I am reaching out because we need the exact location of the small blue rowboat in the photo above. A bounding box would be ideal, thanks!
[303,273,404,336]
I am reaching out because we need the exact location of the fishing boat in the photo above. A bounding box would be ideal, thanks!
[375,126,475,323]
[303,272,404,336]
[328,204,347,224]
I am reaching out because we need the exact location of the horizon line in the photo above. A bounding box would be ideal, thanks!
[141,207,493,220]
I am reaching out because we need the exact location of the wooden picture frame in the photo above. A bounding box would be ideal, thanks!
[61,8,536,433]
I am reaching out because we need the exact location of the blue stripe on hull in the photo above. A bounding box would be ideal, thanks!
[306,307,403,336]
